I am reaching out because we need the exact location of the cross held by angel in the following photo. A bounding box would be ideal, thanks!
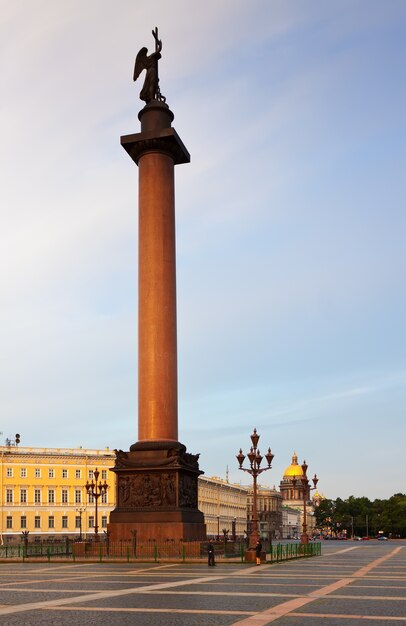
[134,27,166,104]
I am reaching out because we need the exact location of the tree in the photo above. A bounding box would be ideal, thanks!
[314,494,406,538]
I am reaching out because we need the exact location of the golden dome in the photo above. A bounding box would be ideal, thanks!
[283,452,303,478]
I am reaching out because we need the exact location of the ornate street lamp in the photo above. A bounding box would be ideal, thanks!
[236,428,274,549]
[85,468,108,542]
[291,461,318,544]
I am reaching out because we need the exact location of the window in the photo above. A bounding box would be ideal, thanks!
[61,489,68,504]
[101,491,108,504]
[101,470,107,480]
[88,470,94,480]
[48,469,54,479]
[75,469,81,479]
[101,515,107,529]
[88,493,94,504]
[89,516,94,528]
[6,516,12,529]
[62,516,68,529]
[20,516,27,529]
[20,489,27,504]
[75,516,81,529]
[20,468,27,478]
[48,489,55,504]
[34,516,41,529]
[6,468,13,478]
[48,516,55,529]
[62,469,68,479]
[6,489,13,504]
[75,490,82,504]
[35,468,41,478]
[34,489,41,504]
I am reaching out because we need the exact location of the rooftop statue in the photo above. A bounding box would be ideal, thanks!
[134,27,166,104]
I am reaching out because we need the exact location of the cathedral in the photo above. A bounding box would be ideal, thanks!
[279,452,322,537]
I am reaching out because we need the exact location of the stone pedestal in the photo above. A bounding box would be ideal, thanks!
[108,441,206,541]
[244,549,266,563]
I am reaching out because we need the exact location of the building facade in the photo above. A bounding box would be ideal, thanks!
[0,445,116,543]
[281,505,302,539]
[197,475,248,539]
[1,444,305,543]
[247,485,283,541]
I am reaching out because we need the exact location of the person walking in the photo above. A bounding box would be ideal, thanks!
[255,539,262,565]
[207,541,215,566]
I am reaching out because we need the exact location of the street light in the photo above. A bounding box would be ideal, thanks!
[85,468,108,542]
[236,428,274,549]
[291,460,318,544]
[76,507,85,541]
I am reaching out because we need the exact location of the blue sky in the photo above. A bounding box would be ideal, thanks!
[1,0,405,499]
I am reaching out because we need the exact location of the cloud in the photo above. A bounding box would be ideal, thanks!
[0,1,405,500]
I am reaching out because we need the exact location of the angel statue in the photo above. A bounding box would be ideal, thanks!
[134,27,166,103]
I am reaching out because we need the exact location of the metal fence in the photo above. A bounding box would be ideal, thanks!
[268,541,322,562]
[0,541,71,560]
[0,540,321,563]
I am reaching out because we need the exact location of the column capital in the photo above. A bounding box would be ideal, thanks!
[121,127,190,165]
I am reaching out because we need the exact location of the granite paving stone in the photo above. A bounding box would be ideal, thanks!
[0,542,403,625]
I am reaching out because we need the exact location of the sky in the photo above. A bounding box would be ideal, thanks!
[1,0,405,500]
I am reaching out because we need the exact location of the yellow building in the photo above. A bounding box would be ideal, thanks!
[0,445,116,543]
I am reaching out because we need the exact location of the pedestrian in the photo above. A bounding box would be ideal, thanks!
[207,541,215,566]
[255,539,262,565]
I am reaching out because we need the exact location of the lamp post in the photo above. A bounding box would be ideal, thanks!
[85,468,108,542]
[21,530,29,554]
[291,461,318,544]
[236,428,274,549]
[76,507,85,541]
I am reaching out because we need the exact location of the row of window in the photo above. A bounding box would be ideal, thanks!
[5,468,108,480]
[6,515,108,530]
[5,488,108,504]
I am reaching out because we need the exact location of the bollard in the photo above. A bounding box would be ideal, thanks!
[154,543,158,562]
[47,546,51,562]
[126,546,130,562]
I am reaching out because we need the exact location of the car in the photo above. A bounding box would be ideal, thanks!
[362,536,370,540]
[353,536,362,541]
[377,536,388,541]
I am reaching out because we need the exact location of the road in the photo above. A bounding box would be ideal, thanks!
[0,541,404,625]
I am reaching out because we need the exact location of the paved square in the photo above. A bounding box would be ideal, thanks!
[0,541,404,625]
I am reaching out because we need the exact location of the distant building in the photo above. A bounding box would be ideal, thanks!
[197,475,248,538]
[0,445,115,543]
[247,485,283,541]
[279,451,318,536]
[281,505,301,539]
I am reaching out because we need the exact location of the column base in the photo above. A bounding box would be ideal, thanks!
[108,441,206,542]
